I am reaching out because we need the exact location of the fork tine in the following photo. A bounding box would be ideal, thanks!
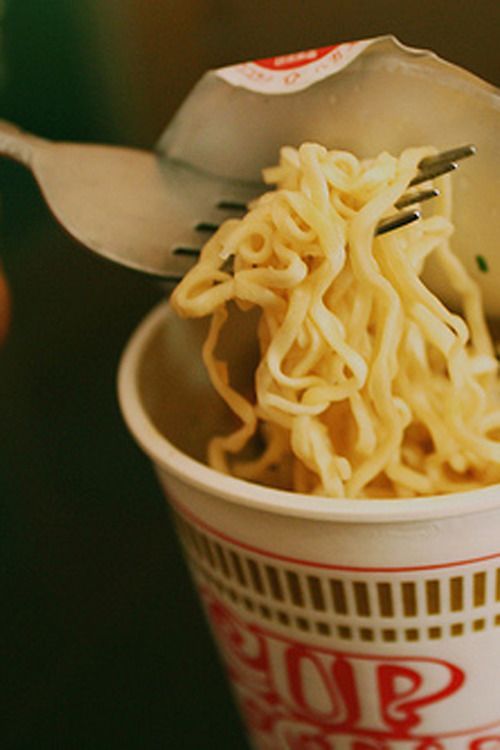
[173,247,200,257]
[208,186,440,238]
[195,221,220,232]
[186,145,475,268]
[395,187,439,210]
[217,200,248,212]
[179,208,423,258]
[172,245,237,274]
[376,209,421,235]
[418,144,476,170]
[409,160,458,187]
[409,143,476,187]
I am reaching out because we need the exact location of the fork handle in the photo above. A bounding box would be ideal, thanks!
[0,119,45,169]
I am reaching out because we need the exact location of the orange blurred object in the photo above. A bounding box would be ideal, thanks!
[0,265,10,343]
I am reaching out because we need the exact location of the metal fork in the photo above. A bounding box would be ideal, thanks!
[0,117,475,282]
[173,144,476,265]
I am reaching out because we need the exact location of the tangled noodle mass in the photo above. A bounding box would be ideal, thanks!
[171,144,500,498]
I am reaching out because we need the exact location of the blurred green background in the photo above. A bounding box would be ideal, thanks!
[1,1,498,748]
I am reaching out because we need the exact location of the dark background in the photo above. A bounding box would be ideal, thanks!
[1,2,498,748]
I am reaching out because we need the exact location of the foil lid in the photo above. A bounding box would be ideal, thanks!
[157,36,500,317]
[214,40,375,94]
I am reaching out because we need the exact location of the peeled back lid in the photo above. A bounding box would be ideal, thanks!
[157,36,500,318]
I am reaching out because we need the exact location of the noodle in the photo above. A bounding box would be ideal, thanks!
[171,144,500,498]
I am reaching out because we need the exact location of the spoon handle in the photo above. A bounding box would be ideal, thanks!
[0,119,45,169]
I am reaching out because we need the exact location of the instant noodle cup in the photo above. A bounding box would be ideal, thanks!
[119,38,500,749]
[119,302,500,748]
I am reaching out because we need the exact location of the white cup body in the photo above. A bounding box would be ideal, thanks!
[118,303,500,749]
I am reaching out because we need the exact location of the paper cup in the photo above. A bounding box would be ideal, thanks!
[121,37,500,749]
[118,302,500,750]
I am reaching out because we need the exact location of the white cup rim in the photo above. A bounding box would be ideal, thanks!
[118,302,500,525]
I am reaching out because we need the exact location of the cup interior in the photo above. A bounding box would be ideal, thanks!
[117,298,500,523]
[138,303,259,464]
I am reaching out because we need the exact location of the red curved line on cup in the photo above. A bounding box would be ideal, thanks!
[172,497,500,573]
[433,716,500,739]
[204,588,500,739]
